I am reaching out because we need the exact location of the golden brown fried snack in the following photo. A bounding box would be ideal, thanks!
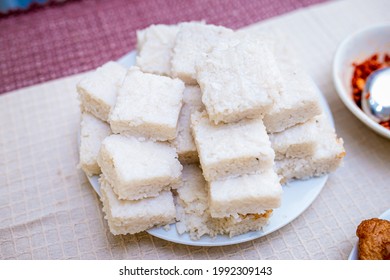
[356,218,390,260]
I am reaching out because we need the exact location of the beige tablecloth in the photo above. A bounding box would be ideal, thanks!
[1,0,389,260]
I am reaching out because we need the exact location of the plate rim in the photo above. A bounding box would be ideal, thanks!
[145,175,328,246]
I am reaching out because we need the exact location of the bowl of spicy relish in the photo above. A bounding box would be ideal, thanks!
[333,24,390,140]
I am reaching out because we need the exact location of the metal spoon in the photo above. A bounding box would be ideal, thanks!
[362,67,390,123]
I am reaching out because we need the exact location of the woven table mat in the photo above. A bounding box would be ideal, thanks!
[1,0,390,260]
[0,0,327,94]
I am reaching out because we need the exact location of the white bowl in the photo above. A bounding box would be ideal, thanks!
[333,24,390,140]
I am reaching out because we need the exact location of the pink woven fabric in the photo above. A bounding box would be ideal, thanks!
[0,0,327,94]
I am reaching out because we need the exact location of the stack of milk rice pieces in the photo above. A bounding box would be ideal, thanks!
[77,22,345,239]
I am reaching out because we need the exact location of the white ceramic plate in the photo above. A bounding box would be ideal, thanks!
[348,208,390,260]
[85,51,333,246]
[333,24,390,140]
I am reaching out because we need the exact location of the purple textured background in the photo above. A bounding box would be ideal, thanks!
[0,0,327,94]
